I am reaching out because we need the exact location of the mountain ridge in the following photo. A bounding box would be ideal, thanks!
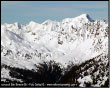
[1,14,108,86]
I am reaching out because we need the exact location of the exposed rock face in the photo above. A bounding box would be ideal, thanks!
[1,14,108,87]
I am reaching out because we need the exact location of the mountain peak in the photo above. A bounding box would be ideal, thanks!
[14,22,21,26]
[13,22,21,29]
[77,14,94,22]
[80,14,89,17]
[62,14,94,23]
[29,21,37,25]
[42,19,53,25]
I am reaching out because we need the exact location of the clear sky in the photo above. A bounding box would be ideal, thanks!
[1,1,108,24]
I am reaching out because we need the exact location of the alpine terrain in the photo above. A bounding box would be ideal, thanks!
[1,14,109,87]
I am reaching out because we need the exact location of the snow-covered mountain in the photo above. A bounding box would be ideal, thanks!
[1,14,108,87]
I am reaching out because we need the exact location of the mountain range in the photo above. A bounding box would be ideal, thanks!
[1,14,108,87]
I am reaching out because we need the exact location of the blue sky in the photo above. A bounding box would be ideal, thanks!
[1,1,108,24]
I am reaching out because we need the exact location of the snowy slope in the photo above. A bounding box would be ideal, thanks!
[1,14,108,83]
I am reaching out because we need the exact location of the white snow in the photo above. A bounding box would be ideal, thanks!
[1,14,108,81]
[78,75,93,87]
